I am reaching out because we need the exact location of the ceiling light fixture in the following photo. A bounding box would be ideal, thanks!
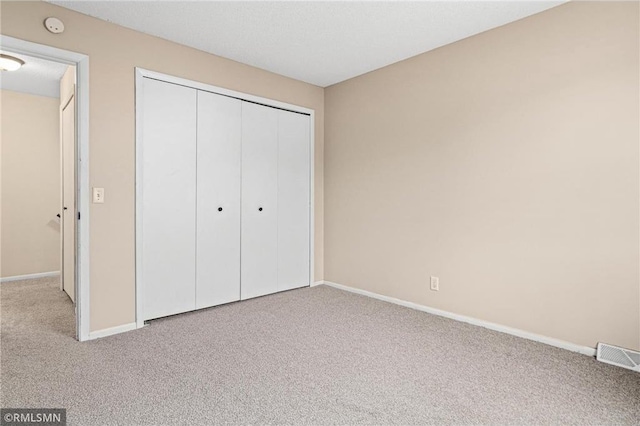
[0,54,25,71]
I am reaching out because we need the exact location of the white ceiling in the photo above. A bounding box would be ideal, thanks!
[0,52,68,98]
[50,1,564,87]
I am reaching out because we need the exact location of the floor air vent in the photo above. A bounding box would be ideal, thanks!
[596,343,640,372]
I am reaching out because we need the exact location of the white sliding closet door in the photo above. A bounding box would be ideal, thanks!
[140,78,197,320]
[196,92,242,308]
[241,102,279,300]
[277,111,311,291]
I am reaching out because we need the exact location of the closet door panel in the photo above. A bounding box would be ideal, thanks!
[196,92,242,308]
[277,111,311,291]
[141,78,197,320]
[241,102,279,300]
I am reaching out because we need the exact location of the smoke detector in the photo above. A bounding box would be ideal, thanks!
[44,17,65,34]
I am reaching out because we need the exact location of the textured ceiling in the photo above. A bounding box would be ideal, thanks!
[0,52,68,98]
[50,1,564,87]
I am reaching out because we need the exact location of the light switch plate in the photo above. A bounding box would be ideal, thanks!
[93,187,105,203]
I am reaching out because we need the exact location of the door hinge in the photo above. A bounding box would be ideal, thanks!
[78,211,81,220]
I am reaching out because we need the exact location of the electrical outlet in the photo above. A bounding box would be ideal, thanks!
[430,276,439,291]
[93,187,105,204]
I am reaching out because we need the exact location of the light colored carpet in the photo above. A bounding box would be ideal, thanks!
[1,276,638,425]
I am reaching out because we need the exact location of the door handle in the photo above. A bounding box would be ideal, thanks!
[218,207,223,212]
[258,207,263,212]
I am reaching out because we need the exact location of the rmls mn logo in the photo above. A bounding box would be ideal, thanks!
[1,409,66,426]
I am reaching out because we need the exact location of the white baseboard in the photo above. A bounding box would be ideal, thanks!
[88,322,138,340]
[321,280,597,357]
[0,271,60,283]
[311,280,325,287]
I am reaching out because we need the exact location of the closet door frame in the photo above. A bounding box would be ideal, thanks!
[135,68,315,329]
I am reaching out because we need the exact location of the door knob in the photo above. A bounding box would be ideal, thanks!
[258,207,263,211]
[218,207,223,212]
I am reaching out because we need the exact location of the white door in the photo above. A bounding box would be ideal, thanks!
[196,92,242,308]
[140,78,197,320]
[61,95,75,302]
[241,102,279,300]
[277,110,311,291]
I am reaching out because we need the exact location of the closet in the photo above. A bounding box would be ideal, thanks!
[138,73,311,322]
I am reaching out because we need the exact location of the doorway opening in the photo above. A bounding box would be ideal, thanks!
[0,36,89,341]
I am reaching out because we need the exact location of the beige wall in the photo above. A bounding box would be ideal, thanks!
[325,2,640,350]
[0,1,324,332]
[1,90,61,278]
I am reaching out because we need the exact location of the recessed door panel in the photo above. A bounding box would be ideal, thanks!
[196,92,242,308]
[277,111,311,291]
[241,102,279,300]
[141,78,197,320]
[61,95,75,303]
